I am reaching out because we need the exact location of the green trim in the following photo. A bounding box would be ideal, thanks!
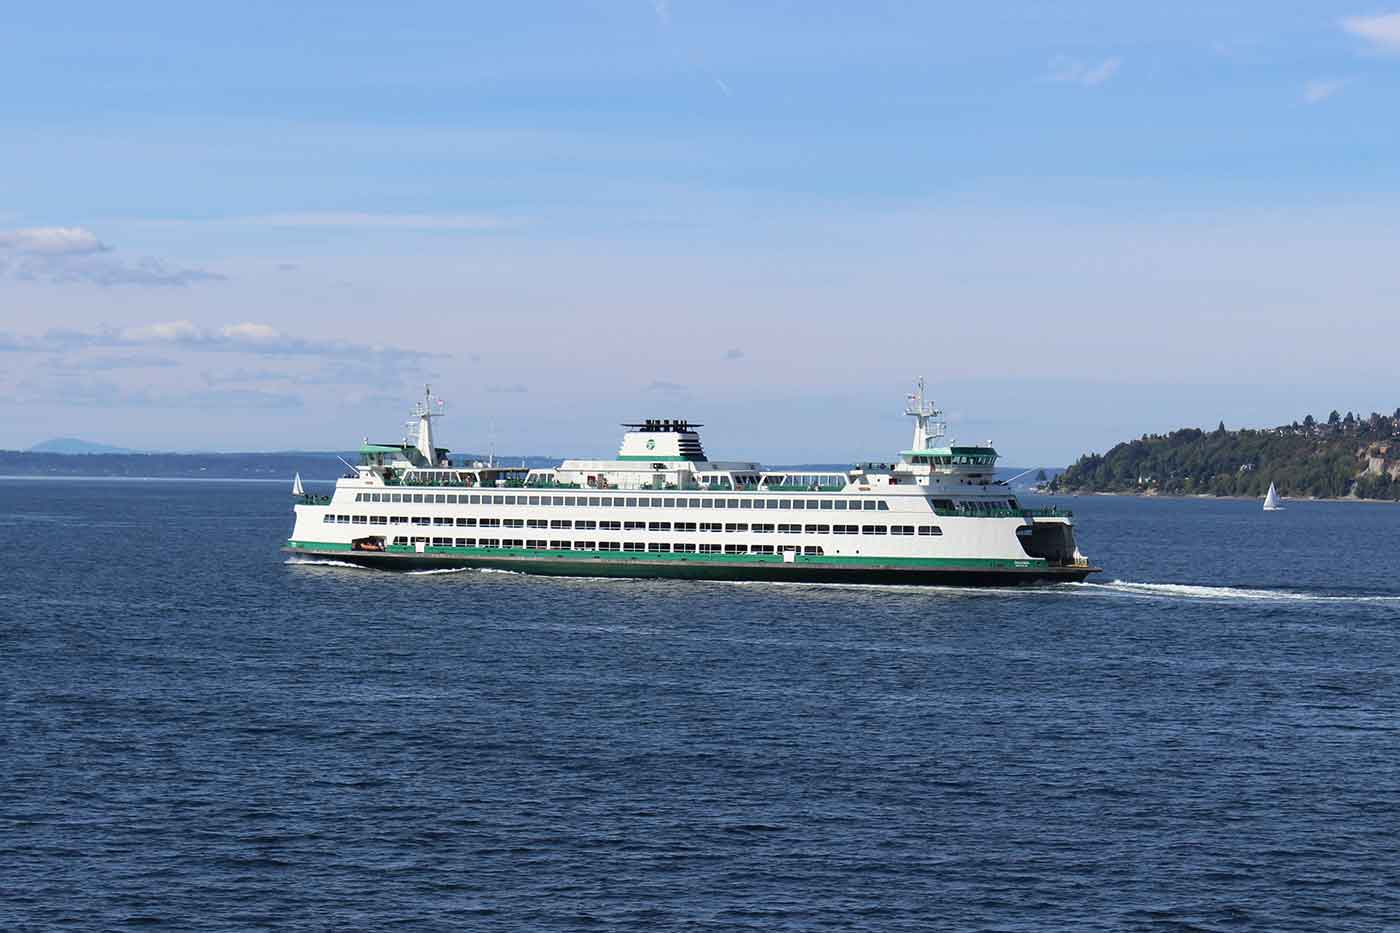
[615,455,697,462]
[287,540,354,551]
[360,444,407,454]
[285,539,1047,570]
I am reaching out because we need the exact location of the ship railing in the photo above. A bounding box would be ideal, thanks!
[297,494,333,505]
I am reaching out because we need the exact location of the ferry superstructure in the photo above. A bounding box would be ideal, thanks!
[284,383,1099,585]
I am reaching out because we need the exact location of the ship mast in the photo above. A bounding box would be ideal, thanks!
[406,384,445,465]
[904,378,946,451]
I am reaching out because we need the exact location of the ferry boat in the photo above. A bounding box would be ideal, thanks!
[284,383,1099,585]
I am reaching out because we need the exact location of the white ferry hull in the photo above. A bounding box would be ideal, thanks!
[284,543,1098,586]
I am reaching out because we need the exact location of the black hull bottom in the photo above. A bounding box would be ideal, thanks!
[284,549,1099,587]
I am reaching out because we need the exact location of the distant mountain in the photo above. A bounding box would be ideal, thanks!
[29,437,133,454]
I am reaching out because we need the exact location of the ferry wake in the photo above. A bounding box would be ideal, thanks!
[284,383,1100,585]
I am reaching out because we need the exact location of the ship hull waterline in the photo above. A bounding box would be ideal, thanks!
[283,547,1100,586]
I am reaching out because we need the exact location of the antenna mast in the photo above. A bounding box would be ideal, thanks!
[904,378,946,451]
[406,384,446,465]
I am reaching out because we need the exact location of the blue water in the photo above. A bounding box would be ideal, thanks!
[3,481,1399,931]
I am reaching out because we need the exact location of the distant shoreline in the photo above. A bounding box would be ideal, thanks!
[1052,489,1400,505]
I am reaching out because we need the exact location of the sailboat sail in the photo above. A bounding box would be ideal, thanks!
[292,472,305,497]
[1263,482,1282,511]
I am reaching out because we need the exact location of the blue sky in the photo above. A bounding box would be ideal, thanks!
[3,2,1400,465]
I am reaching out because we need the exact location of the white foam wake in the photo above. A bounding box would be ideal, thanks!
[283,557,368,570]
[1080,580,1400,604]
[406,566,524,576]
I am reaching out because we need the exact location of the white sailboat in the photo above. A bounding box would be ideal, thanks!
[1263,482,1283,511]
[292,472,305,497]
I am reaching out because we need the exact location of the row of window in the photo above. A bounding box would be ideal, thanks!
[930,498,1020,514]
[354,491,892,512]
[328,514,942,535]
[401,536,827,556]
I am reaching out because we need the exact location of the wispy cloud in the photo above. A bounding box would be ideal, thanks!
[0,321,439,365]
[201,359,413,388]
[724,347,745,360]
[1045,56,1122,87]
[486,383,529,393]
[644,379,687,393]
[139,212,518,233]
[1341,12,1400,52]
[1303,78,1349,103]
[0,225,223,287]
[12,376,301,410]
[651,0,671,26]
[0,227,108,256]
[50,353,181,372]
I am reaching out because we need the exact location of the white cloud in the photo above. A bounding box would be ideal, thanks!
[126,320,202,341]
[1341,12,1400,51]
[0,321,439,365]
[652,0,671,26]
[1046,56,1122,87]
[0,226,222,287]
[220,322,280,340]
[0,226,108,256]
[1303,78,1349,103]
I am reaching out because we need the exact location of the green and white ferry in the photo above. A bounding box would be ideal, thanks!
[284,383,1098,585]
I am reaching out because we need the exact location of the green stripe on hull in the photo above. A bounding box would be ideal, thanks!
[286,540,1048,570]
[284,549,1094,585]
[283,540,1097,585]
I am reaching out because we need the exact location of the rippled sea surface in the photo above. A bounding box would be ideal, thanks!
[4,480,1400,931]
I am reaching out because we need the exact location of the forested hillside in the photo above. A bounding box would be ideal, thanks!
[1052,410,1400,499]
